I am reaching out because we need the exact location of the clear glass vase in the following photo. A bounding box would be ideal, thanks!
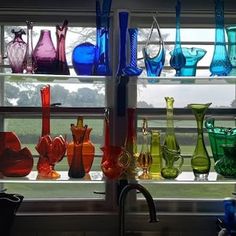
[169,0,186,76]
[209,0,232,76]
[188,103,212,180]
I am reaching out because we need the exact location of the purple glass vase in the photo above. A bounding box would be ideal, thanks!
[7,29,27,73]
[55,20,70,75]
[33,30,57,74]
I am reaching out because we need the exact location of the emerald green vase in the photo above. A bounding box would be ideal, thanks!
[188,103,212,180]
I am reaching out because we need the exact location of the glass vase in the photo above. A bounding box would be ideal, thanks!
[169,0,186,76]
[162,97,183,179]
[33,29,57,74]
[72,42,97,75]
[6,29,27,73]
[137,119,152,179]
[179,47,207,76]
[55,19,70,75]
[24,21,36,73]
[123,28,143,76]
[142,15,165,80]
[150,130,163,179]
[67,116,95,174]
[226,25,236,75]
[188,103,211,180]
[205,117,236,163]
[209,0,232,76]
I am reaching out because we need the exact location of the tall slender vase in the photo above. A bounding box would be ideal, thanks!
[123,28,143,76]
[142,15,165,80]
[209,0,232,76]
[226,25,236,75]
[188,103,212,180]
[7,29,27,73]
[55,19,70,75]
[169,0,186,76]
[33,30,57,74]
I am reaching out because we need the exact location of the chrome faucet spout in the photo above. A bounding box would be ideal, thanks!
[118,183,158,236]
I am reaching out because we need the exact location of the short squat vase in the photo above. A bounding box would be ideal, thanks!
[205,117,236,163]
[33,30,57,74]
[215,144,236,178]
[7,29,27,73]
[169,0,186,76]
[180,47,207,76]
[209,0,232,76]
[142,15,165,80]
[161,97,183,179]
[226,25,236,75]
[188,103,212,180]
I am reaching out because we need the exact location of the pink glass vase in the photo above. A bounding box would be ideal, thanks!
[55,20,70,75]
[7,29,27,73]
[33,30,57,74]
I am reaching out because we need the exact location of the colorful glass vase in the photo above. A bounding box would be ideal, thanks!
[67,117,95,174]
[215,144,236,178]
[7,29,27,73]
[94,0,112,75]
[188,103,211,180]
[137,119,152,179]
[161,97,183,179]
[33,30,57,74]
[35,85,66,179]
[72,42,97,75]
[169,0,186,76]
[24,21,36,74]
[209,0,232,76]
[179,47,207,76]
[205,117,236,163]
[150,130,163,179]
[0,132,33,177]
[0,192,23,236]
[55,19,70,75]
[226,25,236,75]
[123,28,143,76]
[142,15,165,80]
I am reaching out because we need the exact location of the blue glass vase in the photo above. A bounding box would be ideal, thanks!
[169,0,186,76]
[179,47,207,76]
[94,0,112,75]
[72,42,97,75]
[226,25,236,76]
[209,0,232,76]
[123,28,143,76]
[117,11,129,76]
[142,16,165,81]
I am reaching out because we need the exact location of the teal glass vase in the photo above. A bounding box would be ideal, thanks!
[209,0,232,76]
[188,103,212,180]
[179,47,207,76]
[226,25,236,75]
[205,117,236,163]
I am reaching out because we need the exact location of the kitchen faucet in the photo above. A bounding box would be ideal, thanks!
[118,183,158,236]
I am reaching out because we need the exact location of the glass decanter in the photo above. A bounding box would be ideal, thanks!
[169,0,186,76]
[137,119,152,179]
[188,103,212,180]
[209,0,232,76]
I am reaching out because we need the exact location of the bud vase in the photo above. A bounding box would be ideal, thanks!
[209,0,232,76]
[226,25,236,75]
[7,29,27,73]
[33,30,57,74]
[55,19,70,75]
[142,15,165,80]
[188,103,212,180]
[169,0,186,76]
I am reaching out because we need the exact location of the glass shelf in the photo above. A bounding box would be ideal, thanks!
[1,171,236,184]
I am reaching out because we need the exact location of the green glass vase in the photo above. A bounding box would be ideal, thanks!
[188,103,212,180]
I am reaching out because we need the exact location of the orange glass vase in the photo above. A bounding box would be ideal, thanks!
[67,117,95,174]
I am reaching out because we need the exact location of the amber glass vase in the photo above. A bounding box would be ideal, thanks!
[188,103,212,180]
